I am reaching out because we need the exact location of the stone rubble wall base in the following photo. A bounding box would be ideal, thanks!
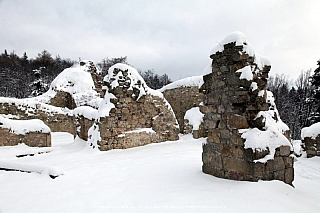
[0,128,51,147]
[202,137,294,185]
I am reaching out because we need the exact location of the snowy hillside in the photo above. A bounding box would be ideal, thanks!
[0,134,320,213]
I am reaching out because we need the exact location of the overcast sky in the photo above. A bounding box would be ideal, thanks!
[1,0,319,81]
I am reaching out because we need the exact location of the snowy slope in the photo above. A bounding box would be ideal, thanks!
[0,134,320,213]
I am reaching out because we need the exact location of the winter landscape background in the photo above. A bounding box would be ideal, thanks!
[1,0,320,212]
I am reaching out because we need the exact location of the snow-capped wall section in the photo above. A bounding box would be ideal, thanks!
[0,116,50,135]
[201,32,294,185]
[160,76,205,136]
[0,115,51,147]
[301,122,320,158]
[158,76,203,92]
[86,63,179,151]
[47,60,102,109]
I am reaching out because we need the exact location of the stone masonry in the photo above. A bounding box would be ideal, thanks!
[200,33,294,185]
[0,102,76,135]
[88,64,179,151]
[162,86,203,134]
[301,123,320,158]
[303,136,320,158]
[0,128,51,147]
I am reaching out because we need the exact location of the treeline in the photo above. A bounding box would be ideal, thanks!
[0,50,75,98]
[0,51,172,98]
[267,62,320,139]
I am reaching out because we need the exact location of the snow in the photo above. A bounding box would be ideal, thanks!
[47,62,101,107]
[101,63,176,119]
[0,115,50,135]
[210,32,271,71]
[258,90,265,97]
[97,92,116,118]
[301,122,320,139]
[210,31,255,56]
[236,65,253,81]
[0,160,62,178]
[292,140,303,156]
[239,90,291,163]
[250,82,258,91]
[105,63,154,100]
[0,133,320,213]
[202,63,212,76]
[73,106,98,120]
[239,127,291,163]
[0,97,73,116]
[158,76,203,92]
[118,128,156,137]
[184,107,204,130]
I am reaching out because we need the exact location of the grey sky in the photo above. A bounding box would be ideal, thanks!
[1,0,319,81]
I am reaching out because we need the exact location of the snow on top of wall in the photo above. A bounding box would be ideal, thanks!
[158,76,203,92]
[202,64,212,76]
[73,106,98,120]
[240,90,291,163]
[46,61,100,107]
[0,115,51,135]
[0,97,73,116]
[100,63,175,118]
[301,122,320,140]
[184,107,204,130]
[210,31,271,70]
[88,63,179,148]
[211,32,254,55]
[105,63,164,99]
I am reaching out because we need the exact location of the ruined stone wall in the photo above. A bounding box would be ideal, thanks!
[200,36,294,185]
[303,136,320,158]
[0,103,76,135]
[89,64,179,151]
[75,115,95,141]
[162,86,203,133]
[97,94,179,151]
[0,128,51,147]
[50,91,77,109]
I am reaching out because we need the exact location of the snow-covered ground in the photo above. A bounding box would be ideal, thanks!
[0,133,320,213]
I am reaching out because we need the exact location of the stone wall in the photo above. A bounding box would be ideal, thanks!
[97,93,179,151]
[89,64,179,151]
[75,115,95,141]
[200,33,294,185]
[303,136,320,158]
[50,91,77,109]
[162,86,204,134]
[0,128,51,147]
[0,102,76,135]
